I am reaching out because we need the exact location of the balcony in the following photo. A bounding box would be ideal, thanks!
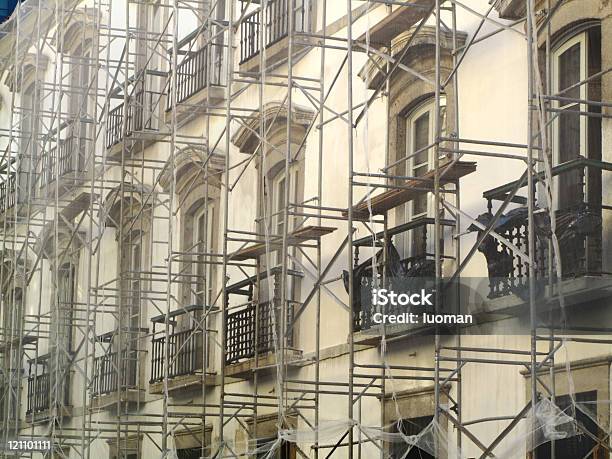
[0,173,16,215]
[92,350,138,395]
[26,372,50,415]
[480,157,611,302]
[239,0,311,72]
[225,267,303,376]
[105,88,161,154]
[39,128,86,192]
[348,217,455,337]
[166,43,225,115]
[26,355,72,422]
[91,346,145,409]
[149,305,216,394]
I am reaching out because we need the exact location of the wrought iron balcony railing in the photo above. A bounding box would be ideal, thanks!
[0,174,16,214]
[240,0,309,63]
[481,157,609,299]
[349,217,453,332]
[169,42,224,107]
[39,132,85,189]
[224,267,300,365]
[26,372,50,415]
[150,328,202,383]
[91,350,138,396]
[226,300,294,365]
[106,89,160,149]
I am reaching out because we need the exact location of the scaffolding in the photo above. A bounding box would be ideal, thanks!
[0,0,610,458]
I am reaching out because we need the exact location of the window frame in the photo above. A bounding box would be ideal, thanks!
[191,200,216,306]
[551,31,588,209]
[402,97,446,259]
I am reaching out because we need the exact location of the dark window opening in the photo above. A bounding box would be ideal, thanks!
[390,415,434,459]
[534,391,603,459]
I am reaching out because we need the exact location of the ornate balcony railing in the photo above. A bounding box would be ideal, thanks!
[91,350,138,396]
[26,372,50,415]
[0,174,16,214]
[106,89,159,149]
[349,217,452,332]
[481,157,609,299]
[226,300,293,364]
[169,42,224,107]
[150,328,201,383]
[240,0,309,63]
[39,133,83,189]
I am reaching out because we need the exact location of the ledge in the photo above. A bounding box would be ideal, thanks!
[239,34,314,74]
[26,405,73,424]
[165,85,225,128]
[89,389,146,410]
[225,349,303,378]
[149,372,217,394]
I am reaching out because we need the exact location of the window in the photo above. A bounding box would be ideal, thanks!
[55,263,76,352]
[533,392,601,459]
[390,415,434,459]
[108,435,141,459]
[19,83,39,198]
[551,26,602,276]
[553,33,586,210]
[552,27,601,210]
[176,448,201,459]
[265,166,300,265]
[174,426,212,459]
[129,240,142,329]
[256,438,295,459]
[192,201,215,306]
[69,44,91,171]
[402,98,446,259]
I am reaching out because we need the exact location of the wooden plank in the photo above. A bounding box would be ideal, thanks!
[231,225,336,261]
[348,161,477,219]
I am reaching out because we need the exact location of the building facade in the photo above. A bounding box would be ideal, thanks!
[0,0,610,458]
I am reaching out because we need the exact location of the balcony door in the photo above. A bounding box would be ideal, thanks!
[402,100,436,262]
[192,201,215,306]
[69,44,91,173]
[552,32,588,211]
[552,27,602,276]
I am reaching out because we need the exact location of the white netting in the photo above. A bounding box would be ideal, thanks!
[361,418,458,458]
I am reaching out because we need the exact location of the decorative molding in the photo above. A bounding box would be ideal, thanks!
[158,145,224,193]
[358,25,467,90]
[4,53,49,91]
[231,101,315,154]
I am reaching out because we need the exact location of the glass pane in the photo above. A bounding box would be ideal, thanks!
[558,43,581,100]
[413,194,427,216]
[413,111,430,166]
[195,211,206,304]
[558,104,581,161]
[276,176,286,235]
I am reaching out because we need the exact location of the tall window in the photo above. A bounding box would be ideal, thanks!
[69,44,91,171]
[553,33,586,210]
[265,166,300,265]
[403,98,446,259]
[54,263,75,352]
[191,201,215,306]
[19,84,39,197]
[128,239,142,330]
[552,27,601,210]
